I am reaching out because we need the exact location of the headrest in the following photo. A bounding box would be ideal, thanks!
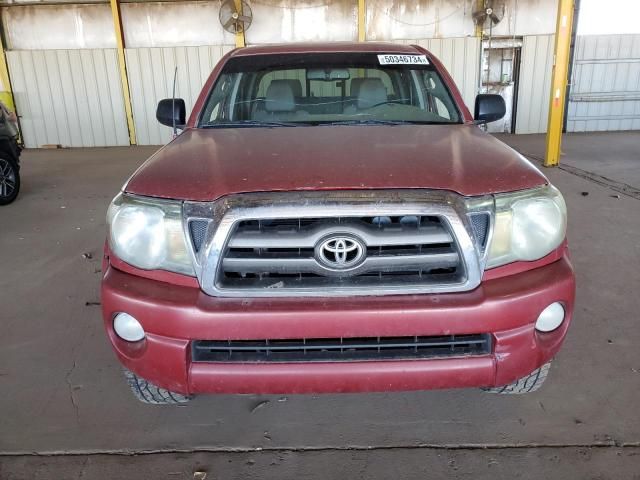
[265,80,296,112]
[350,78,366,97]
[282,79,303,97]
[357,78,387,109]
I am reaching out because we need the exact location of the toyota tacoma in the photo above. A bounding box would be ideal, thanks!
[102,42,575,404]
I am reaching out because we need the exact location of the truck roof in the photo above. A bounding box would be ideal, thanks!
[230,42,425,57]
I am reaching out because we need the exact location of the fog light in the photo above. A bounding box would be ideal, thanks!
[535,302,565,333]
[113,313,145,342]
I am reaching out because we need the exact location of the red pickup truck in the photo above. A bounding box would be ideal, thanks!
[102,42,575,404]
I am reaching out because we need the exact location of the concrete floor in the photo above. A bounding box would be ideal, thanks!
[494,132,640,198]
[1,133,639,479]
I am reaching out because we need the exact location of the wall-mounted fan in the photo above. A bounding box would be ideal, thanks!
[472,0,506,30]
[219,0,253,34]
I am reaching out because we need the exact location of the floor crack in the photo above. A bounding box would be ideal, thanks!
[513,149,640,200]
[77,456,89,479]
[2,442,640,457]
[65,360,80,425]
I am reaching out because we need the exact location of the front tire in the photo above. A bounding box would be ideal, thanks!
[123,369,191,404]
[0,156,19,205]
[483,361,551,394]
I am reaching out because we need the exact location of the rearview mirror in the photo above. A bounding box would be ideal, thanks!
[474,94,506,124]
[307,69,350,81]
[156,98,186,128]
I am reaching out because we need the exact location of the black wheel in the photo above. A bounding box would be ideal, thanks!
[483,361,551,394]
[123,369,191,404]
[0,156,19,205]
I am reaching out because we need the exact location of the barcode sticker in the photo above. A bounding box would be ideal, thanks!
[378,54,429,65]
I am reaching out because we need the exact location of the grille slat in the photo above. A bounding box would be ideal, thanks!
[222,252,459,276]
[219,272,461,289]
[192,334,492,363]
[229,223,452,249]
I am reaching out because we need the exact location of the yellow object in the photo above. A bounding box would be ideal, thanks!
[544,0,575,167]
[234,0,246,48]
[0,28,20,142]
[110,0,137,145]
[0,29,16,112]
[475,0,484,37]
[358,0,366,42]
[0,92,14,112]
[0,42,11,98]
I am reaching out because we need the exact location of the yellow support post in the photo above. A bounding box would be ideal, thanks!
[0,16,15,113]
[0,42,14,112]
[0,15,21,144]
[358,0,366,42]
[110,0,137,145]
[475,0,484,38]
[544,0,575,167]
[234,0,246,48]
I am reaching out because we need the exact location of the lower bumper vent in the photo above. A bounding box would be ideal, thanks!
[191,334,492,363]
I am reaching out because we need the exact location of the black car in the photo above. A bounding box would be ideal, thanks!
[0,103,21,205]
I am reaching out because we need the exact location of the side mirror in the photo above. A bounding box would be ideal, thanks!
[474,94,506,124]
[156,98,186,128]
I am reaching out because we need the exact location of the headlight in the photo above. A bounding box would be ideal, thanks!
[486,185,567,268]
[107,193,195,276]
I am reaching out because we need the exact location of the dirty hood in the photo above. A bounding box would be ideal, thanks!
[125,124,547,201]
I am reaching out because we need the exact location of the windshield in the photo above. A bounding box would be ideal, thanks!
[198,52,462,127]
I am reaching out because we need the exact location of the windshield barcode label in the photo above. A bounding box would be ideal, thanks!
[378,54,429,65]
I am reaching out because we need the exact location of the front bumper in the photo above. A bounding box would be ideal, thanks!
[101,256,575,395]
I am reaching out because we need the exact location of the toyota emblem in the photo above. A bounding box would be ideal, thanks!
[315,235,366,271]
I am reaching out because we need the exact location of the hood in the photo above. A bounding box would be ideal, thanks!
[125,124,547,201]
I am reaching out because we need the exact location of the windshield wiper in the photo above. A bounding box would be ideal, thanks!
[321,119,413,126]
[322,119,457,126]
[201,120,308,128]
[408,120,460,125]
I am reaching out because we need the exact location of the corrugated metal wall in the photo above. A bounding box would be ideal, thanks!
[567,34,640,132]
[515,34,554,134]
[6,49,129,148]
[125,45,233,145]
[398,37,480,112]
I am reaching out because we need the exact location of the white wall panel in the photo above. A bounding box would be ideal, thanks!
[126,45,233,145]
[398,37,480,113]
[1,5,115,50]
[121,2,235,48]
[246,0,358,43]
[367,0,557,40]
[7,49,129,148]
[567,35,640,132]
[515,34,554,134]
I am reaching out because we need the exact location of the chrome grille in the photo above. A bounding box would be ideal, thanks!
[218,215,464,290]
[184,190,489,297]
